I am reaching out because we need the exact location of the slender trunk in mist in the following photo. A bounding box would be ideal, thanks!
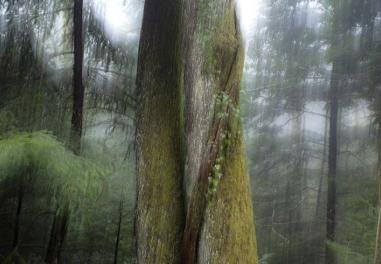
[12,181,24,249]
[326,62,339,263]
[135,0,184,262]
[182,1,257,263]
[113,199,123,264]
[316,108,329,219]
[12,167,31,250]
[285,179,292,263]
[374,106,381,264]
[45,203,70,264]
[70,0,84,155]
[285,114,304,264]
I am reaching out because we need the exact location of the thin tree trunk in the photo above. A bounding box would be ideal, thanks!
[12,181,24,249]
[57,203,69,264]
[182,1,257,263]
[135,0,185,262]
[12,167,31,250]
[45,202,70,264]
[285,178,292,264]
[316,108,329,219]
[374,107,381,264]
[375,190,381,264]
[326,61,339,263]
[114,198,123,264]
[45,210,59,264]
[70,0,84,155]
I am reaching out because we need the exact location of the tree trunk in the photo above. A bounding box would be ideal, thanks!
[326,61,339,263]
[135,0,185,262]
[56,203,69,264]
[374,103,381,264]
[114,198,123,264]
[182,1,257,263]
[12,181,24,249]
[70,0,84,155]
[375,181,381,264]
[45,211,59,264]
[45,203,70,264]
[316,108,329,219]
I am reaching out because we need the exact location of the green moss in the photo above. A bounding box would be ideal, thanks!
[137,89,185,262]
[201,5,239,80]
[326,241,372,264]
[202,133,258,263]
[2,250,27,264]
[193,1,257,262]
[135,0,185,262]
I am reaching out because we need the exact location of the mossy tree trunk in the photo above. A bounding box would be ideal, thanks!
[182,0,258,263]
[135,0,185,263]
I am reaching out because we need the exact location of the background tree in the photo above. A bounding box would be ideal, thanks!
[70,0,85,154]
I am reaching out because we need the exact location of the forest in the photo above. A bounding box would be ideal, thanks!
[0,0,380,263]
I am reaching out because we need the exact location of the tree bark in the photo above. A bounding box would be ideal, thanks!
[182,1,257,263]
[70,0,84,155]
[135,0,185,262]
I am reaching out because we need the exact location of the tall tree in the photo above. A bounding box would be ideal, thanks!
[326,61,339,246]
[375,111,381,264]
[369,38,381,264]
[113,197,123,264]
[134,0,184,262]
[70,0,85,155]
[182,0,257,263]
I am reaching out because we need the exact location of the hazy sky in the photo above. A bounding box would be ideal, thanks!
[91,0,143,45]
[91,0,259,44]
[237,0,262,40]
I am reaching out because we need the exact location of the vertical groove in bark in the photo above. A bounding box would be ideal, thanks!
[135,0,185,262]
[70,0,84,155]
[182,0,257,263]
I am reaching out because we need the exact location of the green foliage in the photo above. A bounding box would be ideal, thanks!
[2,250,27,264]
[337,178,378,257]
[0,111,17,135]
[259,253,274,264]
[326,241,372,264]
[0,131,105,204]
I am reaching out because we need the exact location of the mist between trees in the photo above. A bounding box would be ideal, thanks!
[0,0,380,264]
